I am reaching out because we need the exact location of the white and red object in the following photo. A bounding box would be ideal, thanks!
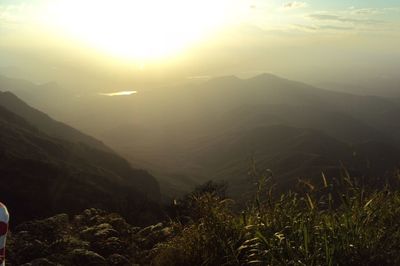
[0,203,9,266]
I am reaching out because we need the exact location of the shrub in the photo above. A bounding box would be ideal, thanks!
[154,176,400,265]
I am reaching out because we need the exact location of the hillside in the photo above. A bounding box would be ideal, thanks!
[0,91,110,152]
[189,125,400,197]
[3,74,400,198]
[0,103,161,225]
[98,74,400,196]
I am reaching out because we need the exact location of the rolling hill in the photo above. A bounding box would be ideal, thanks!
[0,92,161,225]
[3,73,400,199]
[0,91,111,152]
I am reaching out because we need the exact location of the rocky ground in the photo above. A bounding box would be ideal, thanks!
[6,209,175,265]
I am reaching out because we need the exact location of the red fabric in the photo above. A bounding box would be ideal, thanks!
[0,222,7,236]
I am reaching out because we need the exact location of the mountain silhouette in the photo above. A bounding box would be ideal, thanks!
[0,93,161,225]
[0,91,110,152]
[3,73,400,199]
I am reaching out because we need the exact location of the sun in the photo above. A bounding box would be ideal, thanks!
[45,0,245,61]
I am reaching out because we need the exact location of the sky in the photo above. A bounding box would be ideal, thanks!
[0,0,399,90]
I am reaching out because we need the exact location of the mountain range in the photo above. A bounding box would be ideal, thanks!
[0,91,161,225]
[2,73,400,200]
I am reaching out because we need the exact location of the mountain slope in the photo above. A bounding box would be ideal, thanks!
[97,74,400,192]
[3,73,400,198]
[189,124,400,196]
[0,91,111,152]
[0,104,161,225]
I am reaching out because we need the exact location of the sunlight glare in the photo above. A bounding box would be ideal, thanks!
[46,0,246,61]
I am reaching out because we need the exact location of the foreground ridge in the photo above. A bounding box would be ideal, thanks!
[6,178,400,266]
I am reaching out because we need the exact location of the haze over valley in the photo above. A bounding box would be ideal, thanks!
[1,1,400,265]
[2,72,400,200]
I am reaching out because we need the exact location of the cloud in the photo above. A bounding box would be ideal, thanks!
[319,25,354,31]
[187,75,212,80]
[348,7,400,15]
[0,3,37,27]
[283,2,307,10]
[383,7,400,12]
[308,14,384,25]
[292,24,318,32]
[292,24,354,32]
[349,8,382,15]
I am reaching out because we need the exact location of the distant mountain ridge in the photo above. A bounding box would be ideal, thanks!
[187,124,400,198]
[2,73,400,199]
[102,73,400,196]
[0,92,161,225]
[0,91,111,152]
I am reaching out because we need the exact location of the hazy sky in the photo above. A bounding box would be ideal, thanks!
[0,0,399,89]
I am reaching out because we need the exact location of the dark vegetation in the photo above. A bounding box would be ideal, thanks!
[1,77,400,265]
[7,175,400,265]
[0,93,161,225]
[0,91,110,152]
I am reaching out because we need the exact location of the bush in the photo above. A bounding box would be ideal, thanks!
[154,193,244,266]
[8,176,400,265]
[154,176,400,265]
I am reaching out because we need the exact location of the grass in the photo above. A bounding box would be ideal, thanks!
[153,174,400,265]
